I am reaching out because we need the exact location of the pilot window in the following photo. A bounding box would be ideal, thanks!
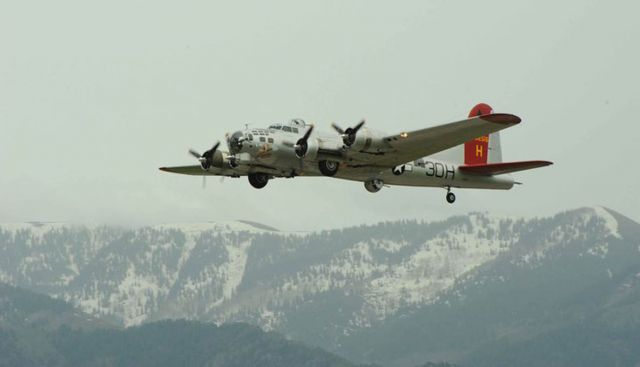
[282,126,292,132]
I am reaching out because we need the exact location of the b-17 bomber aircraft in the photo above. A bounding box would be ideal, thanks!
[159,103,552,203]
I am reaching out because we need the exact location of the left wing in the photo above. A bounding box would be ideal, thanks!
[159,165,210,175]
[159,165,250,177]
[373,113,520,167]
[159,163,285,177]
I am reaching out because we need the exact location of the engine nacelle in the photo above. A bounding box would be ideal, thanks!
[293,138,320,160]
[348,128,387,153]
[203,150,238,169]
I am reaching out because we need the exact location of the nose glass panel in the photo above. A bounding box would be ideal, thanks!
[228,131,244,153]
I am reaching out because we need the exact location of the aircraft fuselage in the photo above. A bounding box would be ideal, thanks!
[225,124,513,191]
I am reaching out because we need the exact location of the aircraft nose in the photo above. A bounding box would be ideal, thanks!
[228,130,244,154]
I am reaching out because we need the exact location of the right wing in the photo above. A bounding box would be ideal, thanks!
[159,165,210,175]
[372,113,521,167]
[158,163,289,177]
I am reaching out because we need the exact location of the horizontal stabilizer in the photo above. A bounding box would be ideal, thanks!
[459,160,553,176]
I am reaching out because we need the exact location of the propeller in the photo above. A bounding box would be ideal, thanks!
[189,141,220,170]
[331,119,365,147]
[293,124,315,158]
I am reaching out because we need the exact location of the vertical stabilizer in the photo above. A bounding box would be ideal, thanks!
[464,103,492,165]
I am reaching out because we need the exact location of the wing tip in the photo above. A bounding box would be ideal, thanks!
[481,113,521,125]
[159,167,170,172]
[528,160,553,168]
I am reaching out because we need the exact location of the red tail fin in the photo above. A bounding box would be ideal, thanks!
[464,103,493,165]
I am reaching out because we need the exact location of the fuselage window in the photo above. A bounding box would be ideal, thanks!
[259,137,266,142]
[247,134,253,141]
[268,138,274,143]
[292,127,299,134]
[282,126,292,132]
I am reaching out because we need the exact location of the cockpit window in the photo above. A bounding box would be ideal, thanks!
[269,120,305,132]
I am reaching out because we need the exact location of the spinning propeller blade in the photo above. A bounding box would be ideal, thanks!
[331,120,365,146]
[189,141,220,170]
[294,125,314,158]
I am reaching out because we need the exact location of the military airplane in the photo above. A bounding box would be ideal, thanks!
[159,103,552,203]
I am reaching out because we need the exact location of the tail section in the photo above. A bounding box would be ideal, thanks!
[431,103,551,175]
[464,103,501,165]
[460,103,553,175]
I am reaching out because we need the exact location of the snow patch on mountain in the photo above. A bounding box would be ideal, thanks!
[222,241,251,300]
[362,213,513,322]
[592,206,622,238]
[117,263,163,326]
[587,243,610,258]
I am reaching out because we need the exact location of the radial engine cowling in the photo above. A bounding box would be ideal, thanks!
[293,138,319,160]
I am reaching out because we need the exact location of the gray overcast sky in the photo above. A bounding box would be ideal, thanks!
[1,0,638,230]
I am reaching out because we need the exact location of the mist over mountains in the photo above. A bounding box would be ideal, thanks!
[1,206,639,366]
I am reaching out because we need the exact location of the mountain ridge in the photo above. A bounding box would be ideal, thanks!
[0,283,377,367]
[1,206,637,366]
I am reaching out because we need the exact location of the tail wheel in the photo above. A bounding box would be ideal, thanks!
[318,160,339,176]
[446,192,456,204]
[248,173,269,189]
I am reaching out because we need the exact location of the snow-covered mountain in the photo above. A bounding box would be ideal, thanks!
[0,215,518,327]
[1,207,637,366]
